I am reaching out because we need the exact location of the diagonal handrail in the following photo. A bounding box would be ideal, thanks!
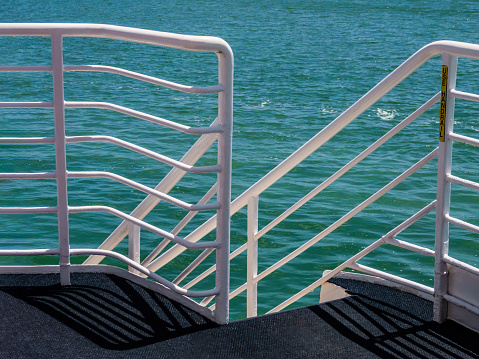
[183,147,438,291]
[175,94,439,288]
[202,199,438,311]
[147,40,479,273]
[253,148,439,284]
[254,92,440,241]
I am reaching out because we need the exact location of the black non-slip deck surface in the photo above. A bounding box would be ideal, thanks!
[0,273,478,359]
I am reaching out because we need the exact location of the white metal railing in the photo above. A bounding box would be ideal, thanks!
[2,26,478,324]
[130,41,478,321]
[0,24,233,324]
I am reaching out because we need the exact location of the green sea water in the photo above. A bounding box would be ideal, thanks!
[0,1,478,320]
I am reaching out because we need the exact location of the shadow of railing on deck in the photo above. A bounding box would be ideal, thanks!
[309,279,479,358]
[2,273,217,350]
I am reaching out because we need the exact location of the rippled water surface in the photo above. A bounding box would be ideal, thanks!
[0,1,478,319]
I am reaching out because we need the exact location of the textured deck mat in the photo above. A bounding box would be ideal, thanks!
[0,273,478,358]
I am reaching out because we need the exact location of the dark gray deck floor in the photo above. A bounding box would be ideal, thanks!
[0,273,478,358]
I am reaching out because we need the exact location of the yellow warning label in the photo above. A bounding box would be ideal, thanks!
[439,65,448,142]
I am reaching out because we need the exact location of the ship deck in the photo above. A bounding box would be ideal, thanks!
[0,272,478,359]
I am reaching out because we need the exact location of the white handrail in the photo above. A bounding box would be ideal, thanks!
[84,119,220,265]
[69,205,220,250]
[446,215,479,235]
[147,40,479,272]
[194,199,438,304]
[69,248,219,297]
[66,135,221,173]
[67,171,219,211]
[255,149,438,283]
[0,172,57,179]
[0,206,58,214]
[0,64,223,94]
[0,23,232,54]
[0,137,55,144]
[154,41,479,319]
[64,65,224,94]
[0,24,233,324]
[266,201,438,313]
[3,25,478,323]
[448,132,479,147]
[255,92,440,241]
[65,101,222,135]
[447,174,479,192]
[0,101,54,108]
[146,90,438,284]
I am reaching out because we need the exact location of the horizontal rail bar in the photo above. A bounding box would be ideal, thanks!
[66,135,220,173]
[256,93,440,240]
[64,65,224,95]
[69,248,218,297]
[446,215,479,235]
[0,248,60,256]
[447,174,479,192]
[0,172,56,179]
[0,101,53,108]
[444,255,479,277]
[348,263,434,294]
[448,132,479,147]
[444,293,479,316]
[451,89,479,103]
[0,64,223,94]
[0,206,57,214]
[256,149,439,284]
[68,205,220,249]
[385,237,435,256]
[68,171,219,211]
[0,23,233,55]
[0,65,53,72]
[0,137,55,144]
[65,101,223,135]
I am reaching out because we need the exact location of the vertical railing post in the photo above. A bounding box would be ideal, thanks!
[214,47,233,325]
[247,195,259,318]
[128,223,141,275]
[51,32,70,286]
[434,53,457,322]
